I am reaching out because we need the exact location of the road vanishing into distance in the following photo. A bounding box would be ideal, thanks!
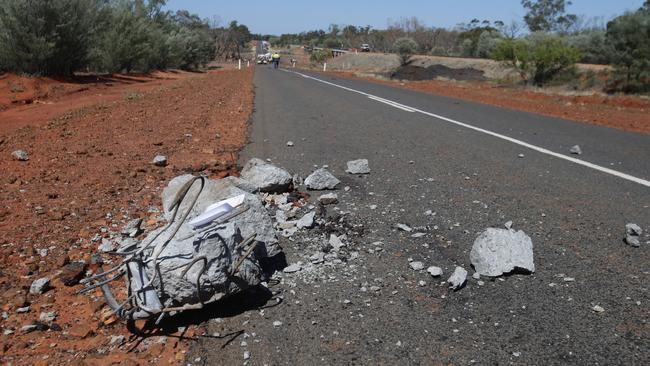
[188,65,649,365]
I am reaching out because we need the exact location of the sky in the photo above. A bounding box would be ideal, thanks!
[164,0,646,34]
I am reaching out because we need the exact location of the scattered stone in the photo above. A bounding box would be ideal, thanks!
[152,155,167,167]
[304,168,340,190]
[369,286,381,292]
[29,277,50,295]
[395,223,412,232]
[283,263,302,274]
[409,261,424,271]
[592,305,605,313]
[329,234,345,251]
[447,267,468,290]
[11,150,29,161]
[624,223,643,247]
[21,325,38,334]
[518,154,525,158]
[310,252,325,264]
[98,238,115,253]
[411,233,426,238]
[39,312,57,323]
[286,141,294,147]
[240,158,293,193]
[418,280,427,287]
[121,218,143,237]
[318,193,339,205]
[297,211,316,229]
[16,306,30,314]
[470,228,535,277]
[345,159,370,174]
[109,335,125,346]
[243,351,251,360]
[569,145,582,155]
[58,262,87,286]
[272,321,282,327]
[504,221,513,230]
[427,266,443,277]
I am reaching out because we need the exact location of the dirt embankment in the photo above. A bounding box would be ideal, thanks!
[0,68,254,365]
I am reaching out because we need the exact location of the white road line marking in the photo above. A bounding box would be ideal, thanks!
[284,70,650,188]
[368,95,415,112]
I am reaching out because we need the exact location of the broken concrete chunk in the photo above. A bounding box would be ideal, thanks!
[283,263,302,273]
[30,277,51,295]
[625,235,641,247]
[329,234,345,251]
[121,218,143,237]
[395,223,412,232]
[569,145,582,155]
[240,158,292,193]
[297,211,316,229]
[447,267,467,290]
[470,228,535,277]
[304,168,340,190]
[12,150,29,161]
[346,159,370,174]
[409,261,424,271]
[318,193,339,205]
[286,141,294,147]
[625,223,642,236]
[152,155,167,167]
[427,266,443,277]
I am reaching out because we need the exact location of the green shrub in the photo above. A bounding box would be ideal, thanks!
[393,37,418,65]
[0,0,100,75]
[475,30,504,58]
[566,30,613,65]
[606,8,650,93]
[310,49,331,63]
[493,33,580,85]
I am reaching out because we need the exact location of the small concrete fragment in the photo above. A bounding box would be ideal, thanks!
[409,261,424,271]
[395,223,412,232]
[329,234,345,251]
[30,277,51,295]
[283,263,302,273]
[447,266,467,290]
[625,223,643,236]
[427,266,443,277]
[346,159,370,174]
[470,228,535,277]
[286,141,294,147]
[318,193,339,205]
[39,311,57,323]
[121,218,143,237]
[304,168,340,190]
[240,158,292,193]
[12,150,29,161]
[152,155,167,167]
[569,145,582,155]
[297,211,316,229]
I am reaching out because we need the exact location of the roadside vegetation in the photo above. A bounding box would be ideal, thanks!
[260,0,650,93]
[0,0,252,76]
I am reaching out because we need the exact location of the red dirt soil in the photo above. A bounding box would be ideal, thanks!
[0,67,254,365]
[331,71,650,135]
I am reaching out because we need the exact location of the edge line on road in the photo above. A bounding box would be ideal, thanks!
[283,69,650,188]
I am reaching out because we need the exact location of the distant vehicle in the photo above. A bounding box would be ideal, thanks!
[360,44,371,52]
[257,53,271,64]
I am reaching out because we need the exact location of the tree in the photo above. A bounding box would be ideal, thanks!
[0,0,100,75]
[606,7,650,92]
[521,0,577,33]
[393,37,418,65]
[493,33,580,85]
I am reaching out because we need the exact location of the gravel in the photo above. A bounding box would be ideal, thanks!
[346,159,370,174]
[29,277,51,295]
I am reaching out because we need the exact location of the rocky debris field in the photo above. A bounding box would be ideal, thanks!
[0,68,254,365]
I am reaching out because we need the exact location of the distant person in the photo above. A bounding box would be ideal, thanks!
[272,52,280,69]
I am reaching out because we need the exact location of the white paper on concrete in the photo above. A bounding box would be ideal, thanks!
[188,194,246,229]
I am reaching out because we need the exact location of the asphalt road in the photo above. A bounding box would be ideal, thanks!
[188,65,649,365]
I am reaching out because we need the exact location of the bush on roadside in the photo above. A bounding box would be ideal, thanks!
[492,33,580,86]
[393,37,418,65]
[0,0,217,76]
[310,49,331,63]
[605,7,650,93]
[0,0,99,75]
[475,30,504,58]
[565,29,613,65]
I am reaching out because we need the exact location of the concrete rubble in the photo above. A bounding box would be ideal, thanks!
[346,159,370,174]
[447,267,467,290]
[304,168,340,190]
[470,227,535,277]
[11,149,29,161]
[624,223,642,247]
[569,145,582,155]
[152,155,167,167]
[240,158,292,193]
[318,193,339,205]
